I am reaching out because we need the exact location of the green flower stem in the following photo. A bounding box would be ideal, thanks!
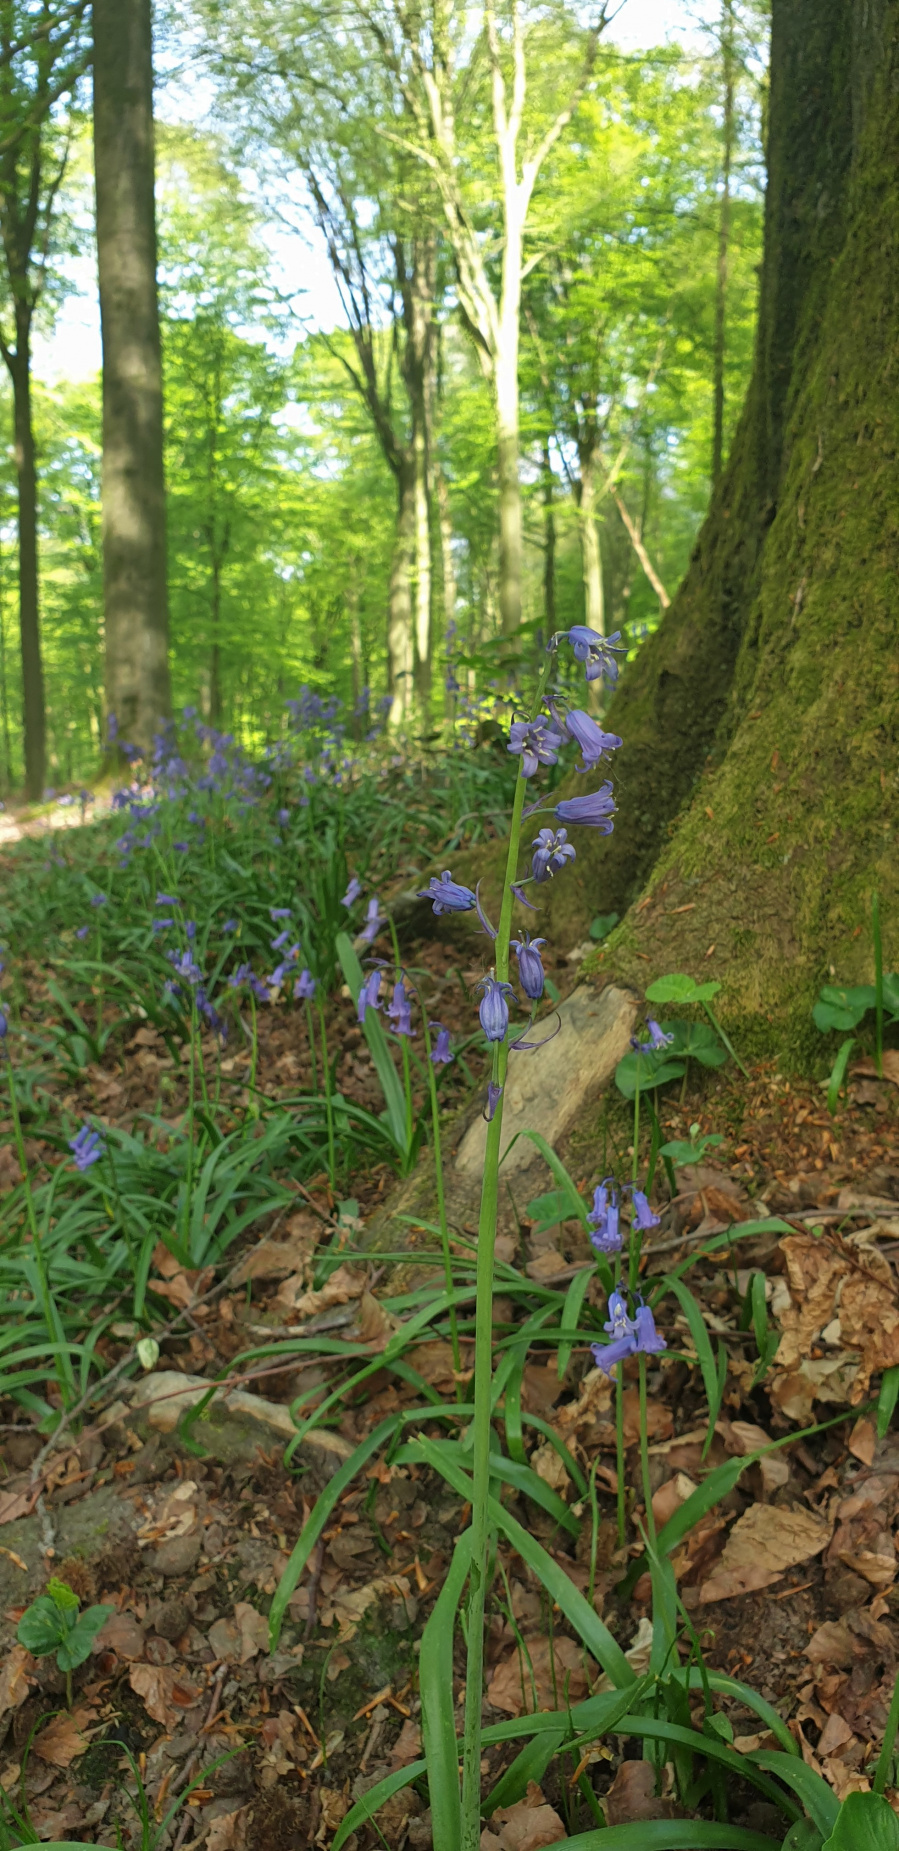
[183,1005,198,1257]
[460,754,530,1851]
[873,890,884,1080]
[701,1001,749,1079]
[4,1054,68,1406]
[615,1371,627,1548]
[317,994,336,1186]
[638,1355,656,1548]
[388,917,414,1159]
[420,1013,462,1384]
[304,998,318,1093]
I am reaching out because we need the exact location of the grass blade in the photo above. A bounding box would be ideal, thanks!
[420,1530,471,1851]
[665,1277,725,1457]
[268,1414,400,1647]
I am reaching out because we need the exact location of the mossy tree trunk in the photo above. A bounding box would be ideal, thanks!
[527,0,898,1049]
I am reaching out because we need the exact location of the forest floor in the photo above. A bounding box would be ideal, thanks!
[1,910,899,1850]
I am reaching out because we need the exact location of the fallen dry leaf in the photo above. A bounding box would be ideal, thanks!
[530,1441,570,1495]
[234,1601,269,1662]
[848,1417,877,1466]
[838,1547,896,1589]
[356,1290,402,1349]
[606,1760,678,1825]
[699,1501,833,1602]
[487,1635,591,1716]
[483,1782,566,1851]
[276,1261,366,1319]
[389,1718,422,1766]
[405,1339,459,1390]
[0,1490,32,1526]
[773,1233,899,1405]
[852,1052,899,1086]
[319,1574,414,1643]
[231,1215,319,1285]
[33,1706,95,1767]
[206,1805,252,1851]
[94,1611,145,1661]
[0,1645,32,1717]
[137,1479,200,1546]
[129,1662,203,1729]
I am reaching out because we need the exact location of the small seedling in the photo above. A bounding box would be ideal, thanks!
[16,1578,113,1707]
[659,1123,725,1168]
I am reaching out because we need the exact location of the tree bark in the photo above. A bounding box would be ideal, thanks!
[412,402,431,706]
[520,0,899,1048]
[494,340,523,637]
[93,0,171,753]
[541,440,556,634]
[387,459,416,725]
[578,453,604,634]
[8,324,44,799]
[712,0,736,486]
[612,490,670,610]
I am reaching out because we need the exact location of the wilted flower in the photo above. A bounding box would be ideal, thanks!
[631,1018,674,1054]
[507,717,564,779]
[341,876,363,907]
[554,785,616,832]
[512,932,546,1001]
[387,978,414,1037]
[531,827,576,883]
[69,1124,105,1172]
[417,870,477,915]
[429,1024,453,1065]
[588,1180,621,1253]
[564,709,622,771]
[358,969,383,1023]
[294,969,317,1001]
[477,975,515,1043]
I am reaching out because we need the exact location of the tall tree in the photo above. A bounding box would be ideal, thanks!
[0,0,88,798]
[92,0,170,756]
[528,0,899,1036]
[712,0,736,485]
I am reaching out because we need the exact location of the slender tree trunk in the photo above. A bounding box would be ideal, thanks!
[541,441,556,633]
[578,455,604,634]
[612,489,670,610]
[0,525,11,792]
[387,460,416,726]
[92,0,171,752]
[494,247,523,636]
[209,554,222,724]
[412,402,431,707]
[713,0,736,485]
[8,324,44,801]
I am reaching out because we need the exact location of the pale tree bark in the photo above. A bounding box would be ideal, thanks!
[577,449,604,633]
[712,0,736,485]
[387,460,416,724]
[93,0,171,754]
[611,489,670,610]
[378,1,609,639]
[540,439,555,632]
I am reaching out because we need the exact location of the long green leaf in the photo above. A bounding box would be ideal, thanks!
[877,1366,899,1440]
[420,1531,471,1851]
[666,1277,724,1455]
[413,1434,634,1687]
[748,1752,839,1835]
[558,1267,593,1380]
[550,1828,779,1850]
[336,932,408,1150]
[823,1791,899,1850]
[331,1761,428,1851]
[268,1414,400,1646]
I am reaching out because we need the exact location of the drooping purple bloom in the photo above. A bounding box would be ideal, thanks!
[271,929,290,951]
[75,924,90,940]
[507,717,564,779]
[90,893,107,909]
[152,918,174,934]
[417,870,477,915]
[531,827,577,883]
[475,882,498,941]
[173,841,189,853]
[554,784,616,832]
[294,969,317,1001]
[228,962,253,989]
[222,919,237,933]
[631,1189,660,1234]
[270,907,291,920]
[588,1180,622,1253]
[358,969,383,1024]
[0,1010,7,1039]
[69,1124,105,1172]
[186,920,197,940]
[156,893,179,906]
[359,897,385,945]
[512,933,546,1001]
[341,876,363,908]
[559,627,627,685]
[634,1302,667,1356]
[429,1024,453,1065]
[631,1018,675,1054]
[592,1286,637,1374]
[477,975,515,1043]
[277,808,290,826]
[564,709,623,772]
[486,1080,504,1120]
[510,882,538,910]
[387,979,414,1037]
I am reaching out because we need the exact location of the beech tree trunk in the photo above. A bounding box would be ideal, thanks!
[517,0,898,1049]
[93,0,171,752]
[9,321,44,799]
[578,455,604,634]
[387,460,416,725]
